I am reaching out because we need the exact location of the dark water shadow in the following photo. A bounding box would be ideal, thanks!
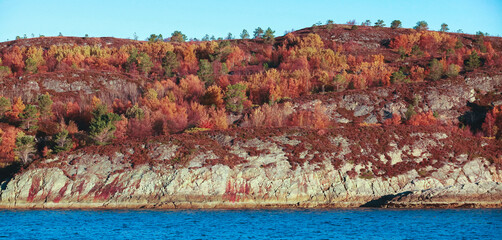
[360,191,412,208]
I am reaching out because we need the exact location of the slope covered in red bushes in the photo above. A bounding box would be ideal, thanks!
[0,23,501,167]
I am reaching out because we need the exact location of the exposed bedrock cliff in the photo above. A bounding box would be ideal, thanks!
[296,74,502,125]
[0,126,501,209]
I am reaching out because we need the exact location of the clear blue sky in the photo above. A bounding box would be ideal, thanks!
[1,0,501,41]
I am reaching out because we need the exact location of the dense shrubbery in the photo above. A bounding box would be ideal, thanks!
[0,22,500,166]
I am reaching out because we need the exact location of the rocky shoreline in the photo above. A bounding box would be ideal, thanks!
[1,127,501,209]
[1,198,501,209]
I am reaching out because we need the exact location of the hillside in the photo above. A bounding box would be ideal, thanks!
[0,24,501,208]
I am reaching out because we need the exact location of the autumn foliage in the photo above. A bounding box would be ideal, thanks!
[482,106,502,139]
[0,23,501,165]
[0,124,18,163]
[407,111,437,126]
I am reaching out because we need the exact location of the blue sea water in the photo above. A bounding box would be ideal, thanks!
[0,209,500,239]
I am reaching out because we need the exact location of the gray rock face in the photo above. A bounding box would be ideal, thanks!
[43,79,94,93]
[465,75,502,93]
[297,75,502,124]
[0,129,500,209]
[386,182,502,208]
[0,71,141,104]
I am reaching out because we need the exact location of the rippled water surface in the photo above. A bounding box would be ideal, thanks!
[0,209,501,239]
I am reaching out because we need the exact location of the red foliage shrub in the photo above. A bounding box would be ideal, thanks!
[482,106,502,139]
[112,99,132,115]
[187,102,207,128]
[2,46,25,75]
[407,111,437,126]
[0,124,19,163]
[242,102,293,128]
[127,118,153,138]
[383,113,402,125]
[179,75,204,102]
[288,102,330,129]
[113,116,128,140]
[208,107,228,130]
